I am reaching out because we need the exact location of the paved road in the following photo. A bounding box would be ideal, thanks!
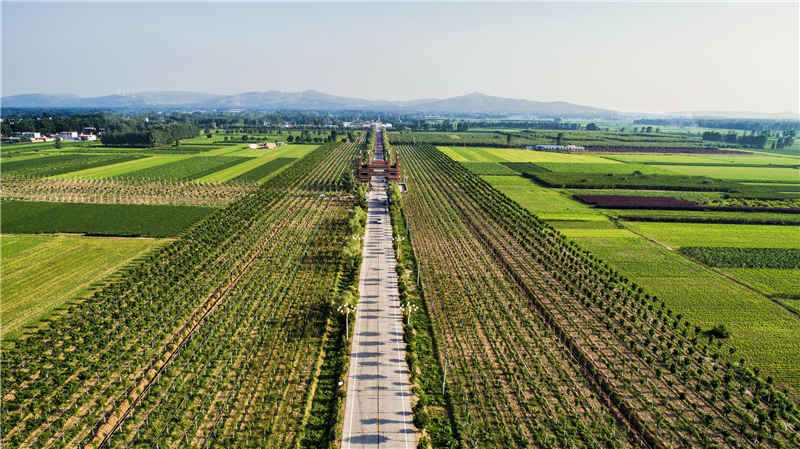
[342,182,415,449]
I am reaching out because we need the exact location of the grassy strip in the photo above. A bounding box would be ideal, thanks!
[229,157,296,183]
[679,247,800,269]
[1,201,214,237]
[500,161,550,174]
[458,161,520,176]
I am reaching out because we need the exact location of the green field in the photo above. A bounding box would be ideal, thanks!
[652,164,800,182]
[603,153,800,165]
[58,155,191,179]
[721,268,800,298]
[1,201,215,237]
[482,175,606,221]
[623,222,800,249]
[227,157,297,183]
[124,155,252,181]
[0,234,166,340]
[1,154,146,177]
[439,146,620,163]
[459,161,520,176]
[535,162,676,174]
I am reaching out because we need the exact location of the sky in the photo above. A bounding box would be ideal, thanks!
[2,2,799,113]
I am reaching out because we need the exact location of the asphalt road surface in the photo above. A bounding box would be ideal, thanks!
[342,182,415,449]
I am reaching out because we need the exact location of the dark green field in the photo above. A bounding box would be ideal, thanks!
[1,201,215,237]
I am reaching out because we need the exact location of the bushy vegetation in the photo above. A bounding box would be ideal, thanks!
[100,123,200,147]
[0,201,214,237]
[680,247,800,269]
[500,161,550,174]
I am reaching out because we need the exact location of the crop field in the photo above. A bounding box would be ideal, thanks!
[651,165,800,182]
[534,162,675,174]
[0,139,363,449]
[1,177,256,206]
[1,154,147,177]
[623,222,800,249]
[678,247,800,269]
[227,157,296,183]
[458,161,520,175]
[604,153,800,166]
[123,155,253,181]
[4,134,800,449]
[1,201,215,237]
[0,235,166,340]
[54,155,189,179]
[439,146,621,163]
[398,143,799,448]
[482,175,606,221]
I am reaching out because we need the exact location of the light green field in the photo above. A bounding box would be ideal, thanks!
[605,153,799,166]
[482,175,607,221]
[721,268,800,298]
[536,162,677,174]
[1,234,166,340]
[651,165,800,182]
[56,155,190,179]
[231,144,319,158]
[624,222,800,249]
[440,146,620,163]
[193,156,297,183]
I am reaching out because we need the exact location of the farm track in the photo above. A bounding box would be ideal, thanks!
[0,139,362,449]
[398,144,800,449]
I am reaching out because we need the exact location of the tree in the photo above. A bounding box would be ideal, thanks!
[54,136,63,149]
[206,133,212,139]
[242,135,249,141]
[287,135,294,143]
[585,123,599,131]
[556,132,564,145]
[506,134,513,147]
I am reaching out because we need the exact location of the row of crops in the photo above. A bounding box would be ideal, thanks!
[0,138,362,448]
[0,176,258,207]
[399,143,800,448]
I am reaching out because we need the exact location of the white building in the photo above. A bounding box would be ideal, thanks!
[13,132,41,139]
[528,144,585,151]
[58,131,80,141]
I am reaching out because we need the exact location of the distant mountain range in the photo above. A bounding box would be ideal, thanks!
[1,90,797,119]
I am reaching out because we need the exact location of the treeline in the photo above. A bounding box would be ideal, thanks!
[635,118,800,132]
[701,131,767,148]
[101,123,200,147]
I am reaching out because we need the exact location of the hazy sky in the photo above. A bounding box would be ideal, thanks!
[2,2,798,113]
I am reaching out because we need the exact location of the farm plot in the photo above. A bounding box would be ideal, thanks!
[1,201,215,237]
[1,154,146,177]
[124,156,253,181]
[440,146,619,163]
[0,139,362,449]
[482,175,606,222]
[535,162,675,175]
[0,235,166,340]
[1,177,256,206]
[623,222,800,249]
[53,155,189,179]
[651,165,800,182]
[227,157,297,183]
[458,161,520,175]
[401,143,800,448]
